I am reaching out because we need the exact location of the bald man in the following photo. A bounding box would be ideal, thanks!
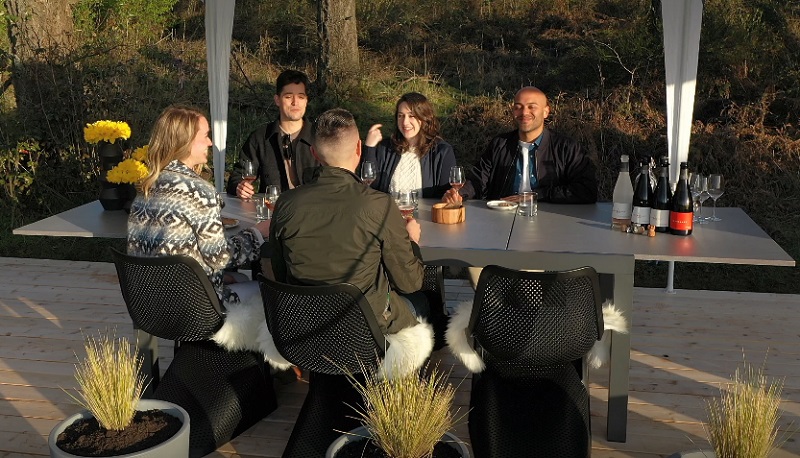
[269,108,433,335]
[444,86,597,204]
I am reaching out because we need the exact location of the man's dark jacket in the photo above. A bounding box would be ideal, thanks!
[463,128,598,203]
[362,138,457,198]
[226,118,318,194]
[269,166,424,334]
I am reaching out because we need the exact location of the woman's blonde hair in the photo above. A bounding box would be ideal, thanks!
[141,105,207,197]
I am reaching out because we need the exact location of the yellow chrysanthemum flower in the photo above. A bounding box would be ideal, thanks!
[131,145,149,162]
[84,120,132,144]
[106,159,149,184]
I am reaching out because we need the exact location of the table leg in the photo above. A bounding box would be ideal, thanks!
[134,328,160,396]
[606,270,633,442]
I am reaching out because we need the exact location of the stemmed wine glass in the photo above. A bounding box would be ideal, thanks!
[361,161,376,186]
[707,174,724,222]
[241,160,257,202]
[690,174,709,224]
[265,185,280,219]
[449,166,465,191]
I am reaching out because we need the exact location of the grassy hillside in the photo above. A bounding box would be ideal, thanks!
[1,0,798,292]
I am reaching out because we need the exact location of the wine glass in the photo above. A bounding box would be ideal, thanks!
[449,166,465,191]
[265,185,280,219]
[361,161,376,186]
[396,190,415,220]
[707,174,724,222]
[690,174,709,224]
[241,160,257,202]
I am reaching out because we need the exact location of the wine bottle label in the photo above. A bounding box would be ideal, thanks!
[612,202,632,219]
[669,211,693,231]
[650,209,670,227]
[631,206,651,224]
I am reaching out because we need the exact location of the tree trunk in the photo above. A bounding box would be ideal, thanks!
[4,0,85,144]
[317,0,359,94]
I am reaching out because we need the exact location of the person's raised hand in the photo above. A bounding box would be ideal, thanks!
[365,124,383,148]
[443,188,463,205]
[237,180,255,200]
[405,217,421,244]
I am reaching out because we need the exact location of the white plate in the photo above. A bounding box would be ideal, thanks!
[486,200,518,211]
[222,218,240,230]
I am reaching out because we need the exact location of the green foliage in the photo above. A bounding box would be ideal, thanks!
[0,140,42,203]
[73,0,179,43]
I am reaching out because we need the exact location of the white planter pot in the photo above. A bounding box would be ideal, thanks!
[49,399,190,457]
[326,425,470,457]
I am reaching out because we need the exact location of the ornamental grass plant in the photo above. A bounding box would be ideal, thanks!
[704,363,784,458]
[347,362,462,458]
[66,331,147,431]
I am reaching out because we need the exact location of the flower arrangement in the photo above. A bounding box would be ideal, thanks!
[84,120,132,144]
[106,145,149,184]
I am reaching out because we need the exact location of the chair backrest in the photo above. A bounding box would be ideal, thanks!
[469,265,603,378]
[111,248,225,341]
[258,275,386,375]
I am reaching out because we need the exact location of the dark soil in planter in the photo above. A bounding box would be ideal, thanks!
[336,438,463,458]
[56,409,183,456]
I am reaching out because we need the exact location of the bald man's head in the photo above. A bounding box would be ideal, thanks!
[313,108,360,168]
[513,86,550,142]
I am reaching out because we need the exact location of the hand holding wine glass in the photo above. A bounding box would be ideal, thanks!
[240,160,257,201]
[361,161,376,186]
[449,166,465,191]
[707,174,724,222]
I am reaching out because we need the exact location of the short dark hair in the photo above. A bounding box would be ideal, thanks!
[314,108,356,142]
[275,70,310,95]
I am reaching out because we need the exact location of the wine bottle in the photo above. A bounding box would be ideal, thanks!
[650,156,672,233]
[669,162,693,236]
[631,163,653,229]
[611,154,634,228]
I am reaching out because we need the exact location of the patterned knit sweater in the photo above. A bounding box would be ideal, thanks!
[127,160,264,304]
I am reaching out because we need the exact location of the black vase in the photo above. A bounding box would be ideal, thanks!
[121,183,137,214]
[97,140,126,211]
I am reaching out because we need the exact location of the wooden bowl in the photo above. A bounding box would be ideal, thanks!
[432,203,465,224]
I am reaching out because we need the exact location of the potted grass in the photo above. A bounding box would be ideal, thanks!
[49,331,190,457]
[326,363,470,458]
[670,362,783,458]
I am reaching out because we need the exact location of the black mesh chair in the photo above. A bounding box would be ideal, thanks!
[258,275,387,458]
[111,249,278,458]
[466,265,603,458]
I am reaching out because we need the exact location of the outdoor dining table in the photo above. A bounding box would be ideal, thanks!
[13,195,795,442]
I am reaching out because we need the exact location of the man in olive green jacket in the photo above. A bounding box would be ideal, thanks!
[269,108,428,336]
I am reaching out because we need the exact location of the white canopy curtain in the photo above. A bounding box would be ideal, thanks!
[205,0,236,192]
[661,0,704,292]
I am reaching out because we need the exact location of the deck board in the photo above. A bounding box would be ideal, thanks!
[0,257,798,457]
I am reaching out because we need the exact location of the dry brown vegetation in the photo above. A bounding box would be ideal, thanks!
[1,0,799,292]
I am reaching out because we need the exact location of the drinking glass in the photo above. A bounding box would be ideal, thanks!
[361,161,376,186]
[449,166,465,192]
[691,174,709,224]
[255,196,269,222]
[707,174,724,222]
[241,160,257,202]
[265,185,280,219]
[396,190,415,220]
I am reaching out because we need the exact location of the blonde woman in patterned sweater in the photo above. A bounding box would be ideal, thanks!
[362,92,456,198]
[127,106,278,356]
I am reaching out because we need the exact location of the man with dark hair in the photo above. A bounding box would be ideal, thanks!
[269,108,435,337]
[443,86,597,204]
[227,69,319,198]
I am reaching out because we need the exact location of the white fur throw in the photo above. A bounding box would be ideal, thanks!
[445,299,630,372]
[211,300,293,370]
[379,320,434,380]
[586,302,629,369]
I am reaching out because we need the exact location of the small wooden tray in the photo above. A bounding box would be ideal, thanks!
[432,203,465,224]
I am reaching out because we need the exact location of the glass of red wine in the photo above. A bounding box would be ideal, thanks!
[241,160,257,201]
[265,185,280,219]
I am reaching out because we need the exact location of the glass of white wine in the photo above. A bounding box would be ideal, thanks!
[449,166,465,192]
[707,174,724,222]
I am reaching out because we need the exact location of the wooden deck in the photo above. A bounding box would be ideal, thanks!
[0,257,798,457]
